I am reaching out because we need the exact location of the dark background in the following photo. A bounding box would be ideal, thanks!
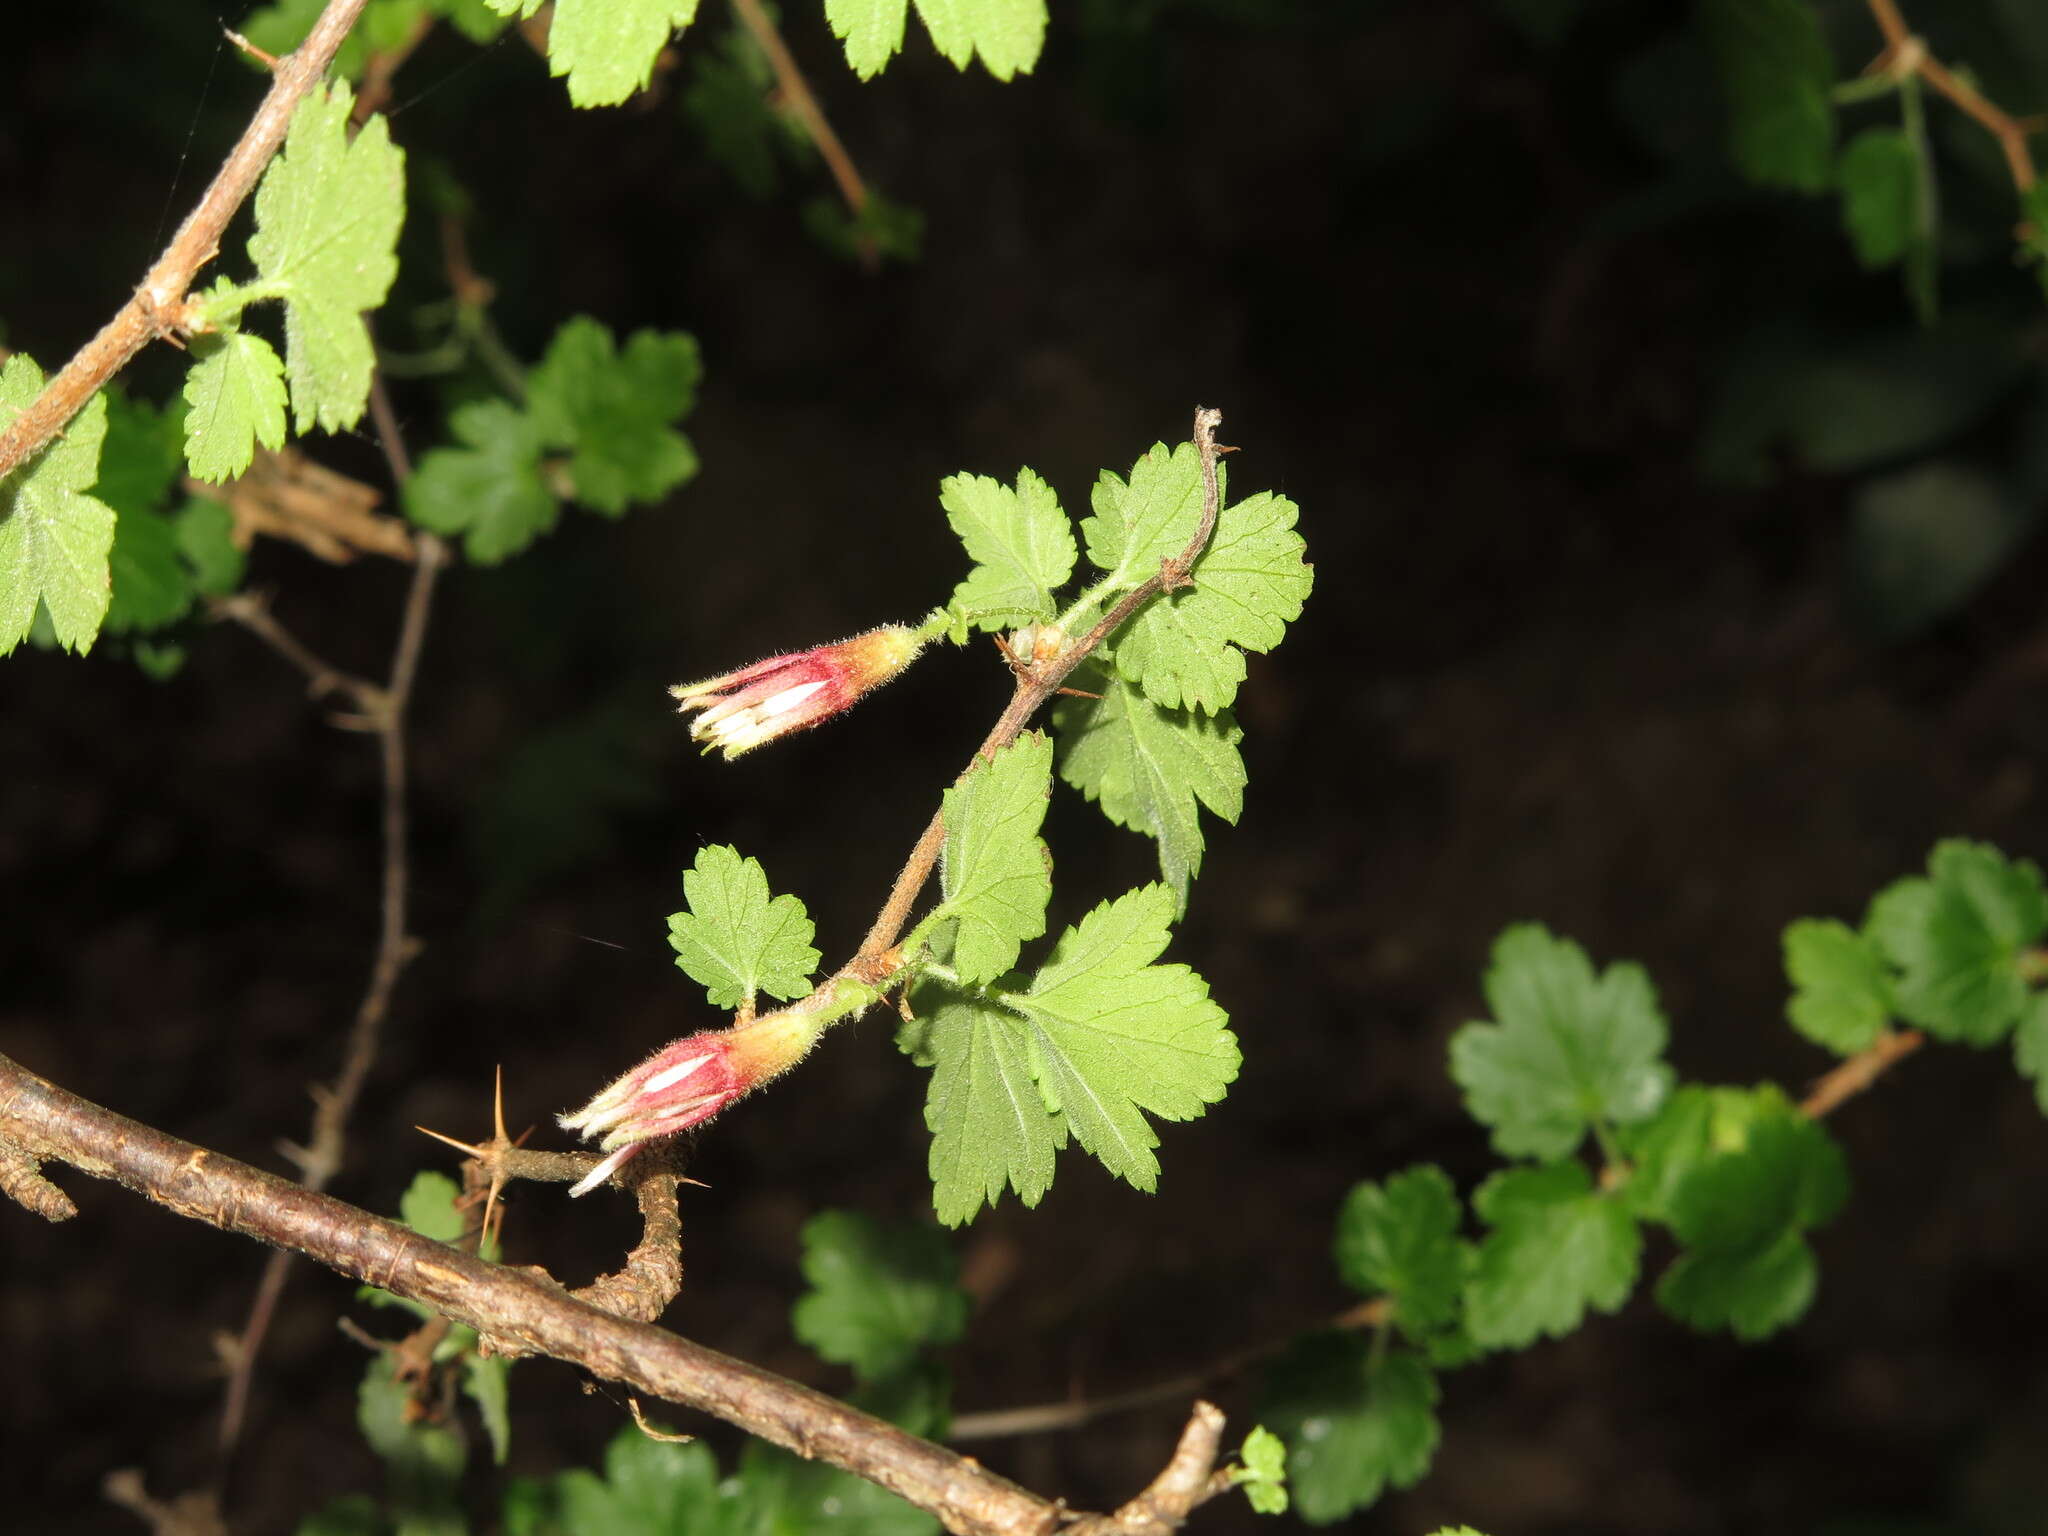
[7,0,2048,1531]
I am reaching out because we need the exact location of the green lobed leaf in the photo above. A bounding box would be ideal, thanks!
[0,356,114,655]
[1872,840,2048,1046]
[1081,441,1213,588]
[904,884,1238,1225]
[1449,924,1674,1162]
[499,0,701,107]
[2014,991,2048,1116]
[400,1170,467,1242]
[1112,489,1313,712]
[93,392,186,519]
[1699,0,1835,192]
[183,328,288,482]
[1838,126,1920,269]
[937,731,1053,984]
[403,398,558,564]
[827,0,909,78]
[682,17,811,199]
[801,186,926,266]
[1650,1091,1846,1339]
[1464,1160,1640,1350]
[97,394,193,635]
[792,1211,967,1382]
[1236,1426,1288,1516]
[247,81,406,433]
[909,0,1046,79]
[464,1352,513,1465]
[1053,662,1245,912]
[667,843,819,1010]
[942,467,1076,628]
[526,317,702,515]
[553,1426,742,1536]
[1260,1336,1438,1525]
[1782,917,1893,1055]
[1333,1165,1466,1335]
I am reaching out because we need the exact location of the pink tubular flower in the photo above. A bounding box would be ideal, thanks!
[560,1007,825,1196]
[670,624,926,758]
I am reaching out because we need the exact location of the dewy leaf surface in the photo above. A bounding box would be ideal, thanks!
[904,884,1237,1225]
[1054,663,1245,911]
[937,731,1053,984]
[1449,924,1674,1161]
[1464,1160,1640,1350]
[0,356,114,655]
[942,467,1075,628]
[246,82,405,432]
[667,843,818,1010]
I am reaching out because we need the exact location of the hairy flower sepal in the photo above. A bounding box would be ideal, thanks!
[671,623,927,758]
[560,976,886,1196]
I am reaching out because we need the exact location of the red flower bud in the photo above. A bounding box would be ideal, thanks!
[670,624,925,758]
[559,1006,825,1196]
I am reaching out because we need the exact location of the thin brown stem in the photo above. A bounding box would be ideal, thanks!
[0,1050,1087,1536]
[855,408,1229,962]
[726,0,872,238]
[0,0,372,479]
[1799,1026,1925,1119]
[1862,0,2037,190]
[208,591,387,711]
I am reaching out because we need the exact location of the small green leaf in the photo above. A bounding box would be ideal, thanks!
[399,1170,467,1242]
[666,843,819,1010]
[526,317,702,514]
[1054,663,1245,911]
[1112,489,1313,712]
[1700,0,1835,192]
[905,884,1237,1224]
[791,1211,967,1381]
[827,0,909,77]
[909,0,1046,79]
[1236,1425,1289,1516]
[1875,840,2048,1046]
[247,82,406,433]
[1652,1093,1846,1339]
[937,731,1053,984]
[1260,1336,1438,1525]
[93,392,186,519]
[1081,441,1212,588]
[500,0,701,106]
[1449,924,1674,1162]
[2014,991,2048,1116]
[1838,126,1919,268]
[1464,1160,1640,1350]
[176,499,248,596]
[184,329,288,482]
[1333,1165,1466,1335]
[105,507,193,634]
[942,467,1076,628]
[1783,917,1893,1055]
[403,398,558,564]
[0,356,114,656]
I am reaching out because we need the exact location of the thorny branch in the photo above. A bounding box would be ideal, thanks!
[0,0,373,479]
[0,1052,1240,1536]
[854,406,1230,966]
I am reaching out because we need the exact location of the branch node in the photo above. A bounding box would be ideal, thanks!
[0,1137,77,1221]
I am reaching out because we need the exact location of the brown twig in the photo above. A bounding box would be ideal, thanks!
[1066,1402,1231,1536]
[855,408,1229,962]
[215,430,449,1465]
[1861,0,2038,191]
[725,0,877,266]
[1799,1026,1926,1118]
[208,590,387,711]
[0,1050,1089,1536]
[0,0,373,480]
